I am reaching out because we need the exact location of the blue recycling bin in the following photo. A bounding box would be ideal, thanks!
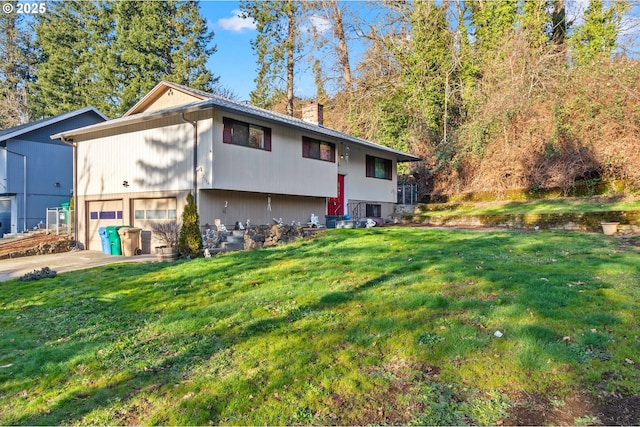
[325,215,343,229]
[98,227,110,254]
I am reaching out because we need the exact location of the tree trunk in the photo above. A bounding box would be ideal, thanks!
[552,0,566,46]
[331,0,352,91]
[286,6,295,116]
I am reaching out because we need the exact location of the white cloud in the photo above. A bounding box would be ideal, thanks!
[217,9,256,32]
[308,15,332,35]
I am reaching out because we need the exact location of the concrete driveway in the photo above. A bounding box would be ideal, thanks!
[0,250,159,282]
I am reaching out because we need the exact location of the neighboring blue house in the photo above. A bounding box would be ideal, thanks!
[0,107,107,236]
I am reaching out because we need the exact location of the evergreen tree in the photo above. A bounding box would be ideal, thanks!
[569,0,630,65]
[520,0,552,49]
[469,0,518,64]
[177,192,202,258]
[112,0,217,115]
[241,1,301,115]
[166,1,217,91]
[29,0,217,118]
[0,1,34,127]
[402,1,453,139]
[29,1,105,119]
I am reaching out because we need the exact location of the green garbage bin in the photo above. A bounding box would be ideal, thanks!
[106,225,124,255]
[60,202,70,224]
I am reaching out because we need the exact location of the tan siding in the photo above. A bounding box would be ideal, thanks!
[132,87,205,114]
[77,118,195,196]
[199,190,325,228]
[144,90,203,113]
[210,110,337,197]
[344,145,397,204]
[196,118,214,189]
[74,105,403,248]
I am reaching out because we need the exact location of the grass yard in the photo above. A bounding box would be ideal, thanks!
[417,195,640,217]
[1,227,639,425]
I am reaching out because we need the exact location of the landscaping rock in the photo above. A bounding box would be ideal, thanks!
[202,224,316,254]
[19,266,57,281]
[0,234,72,260]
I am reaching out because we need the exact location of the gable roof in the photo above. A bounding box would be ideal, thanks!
[0,107,108,143]
[52,82,421,162]
[124,81,213,116]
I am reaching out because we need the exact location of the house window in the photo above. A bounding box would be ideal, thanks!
[134,209,177,220]
[90,211,123,220]
[223,117,272,151]
[366,204,382,217]
[302,136,335,162]
[366,155,392,180]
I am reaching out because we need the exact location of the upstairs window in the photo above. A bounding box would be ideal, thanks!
[302,136,335,162]
[223,117,272,151]
[366,155,392,180]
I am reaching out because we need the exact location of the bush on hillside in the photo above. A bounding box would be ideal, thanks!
[422,58,640,198]
[177,193,203,258]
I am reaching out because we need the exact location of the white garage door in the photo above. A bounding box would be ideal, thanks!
[87,200,124,251]
[132,198,177,249]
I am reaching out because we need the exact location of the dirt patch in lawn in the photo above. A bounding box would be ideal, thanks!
[504,391,640,426]
[617,235,640,248]
[596,393,640,425]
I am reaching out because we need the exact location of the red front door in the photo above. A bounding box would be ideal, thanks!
[328,174,345,215]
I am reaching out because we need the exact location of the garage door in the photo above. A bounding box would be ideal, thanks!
[132,198,177,250]
[87,200,123,251]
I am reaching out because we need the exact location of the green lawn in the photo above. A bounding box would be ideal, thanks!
[1,228,639,425]
[417,196,640,217]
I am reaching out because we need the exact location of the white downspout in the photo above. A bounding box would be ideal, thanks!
[180,113,198,208]
[60,137,78,248]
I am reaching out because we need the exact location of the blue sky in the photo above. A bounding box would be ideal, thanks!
[202,0,336,102]
[200,0,640,103]
[201,0,362,102]
[201,1,260,102]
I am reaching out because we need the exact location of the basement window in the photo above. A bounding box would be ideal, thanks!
[366,204,382,217]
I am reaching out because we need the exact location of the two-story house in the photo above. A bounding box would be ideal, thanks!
[52,81,419,251]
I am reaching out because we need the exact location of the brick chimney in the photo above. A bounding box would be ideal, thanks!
[301,102,324,126]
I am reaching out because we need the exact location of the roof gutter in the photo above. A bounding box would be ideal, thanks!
[50,102,211,142]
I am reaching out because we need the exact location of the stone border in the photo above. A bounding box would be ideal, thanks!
[400,209,640,234]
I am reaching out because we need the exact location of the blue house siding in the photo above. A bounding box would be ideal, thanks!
[0,108,106,232]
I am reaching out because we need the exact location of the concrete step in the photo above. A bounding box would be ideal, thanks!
[225,235,244,244]
[336,220,356,229]
[221,242,245,251]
